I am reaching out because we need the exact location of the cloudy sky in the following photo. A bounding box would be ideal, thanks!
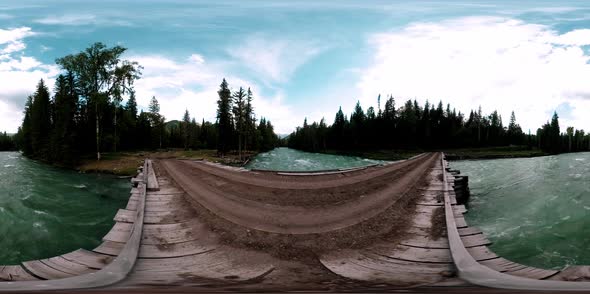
[1,0,590,134]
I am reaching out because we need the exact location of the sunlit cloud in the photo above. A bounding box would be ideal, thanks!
[227,35,324,84]
[0,27,58,133]
[357,16,590,132]
[130,54,298,134]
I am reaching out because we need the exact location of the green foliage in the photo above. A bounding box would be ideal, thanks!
[288,96,589,155]
[216,79,233,154]
[16,45,279,164]
[0,132,16,151]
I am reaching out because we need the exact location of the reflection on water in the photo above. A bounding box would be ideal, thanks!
[0,152,129,265]
[451,152,590,269]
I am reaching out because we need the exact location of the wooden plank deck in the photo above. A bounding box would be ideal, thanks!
[0,265,39,281]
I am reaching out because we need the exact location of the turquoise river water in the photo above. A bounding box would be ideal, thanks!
[452,152,590,270]
[0,152,129,265]
[245,147,383,171]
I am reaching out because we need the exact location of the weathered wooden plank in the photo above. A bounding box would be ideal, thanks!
[131,187,182,195]
[480,257,529,273]
[371,244,453,264]
[40,257,96,276]
[0,265,40,281]
[21,260,74,280]
[507,266,559,280]
[95,240,214,258]
[146,160,160,191]
[102,220,204,245]
[458,227,483,236]
[130,193,185,202]
[416,205,466,215]
[455,216,468,228]
[114,209,195,224]
[60,249,114,270]
[460,234,492,248]
[466,246,499,261]
[401,235,449,249]
[319,250,454,285]
[125,247,274,284]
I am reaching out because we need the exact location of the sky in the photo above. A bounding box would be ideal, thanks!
[1,0,590,135]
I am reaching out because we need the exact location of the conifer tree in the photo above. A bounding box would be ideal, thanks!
[216,78,233,155]
[233,87,246,159]
[31,79,52,159]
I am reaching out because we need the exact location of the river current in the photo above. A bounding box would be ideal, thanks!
[452,152,590,269]
[0,152,129,265]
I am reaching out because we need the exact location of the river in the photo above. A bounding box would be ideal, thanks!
[245,147,383,171]
[451,152,590,270]
[0,152,129,265]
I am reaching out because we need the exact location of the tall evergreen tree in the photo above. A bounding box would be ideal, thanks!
[148,96,164,148]
[232,87,246,159]
[51,74,78,163]
[216,78,233,155]
[182,109,191,150]
[30,79,52,159]
[244,88,255,152]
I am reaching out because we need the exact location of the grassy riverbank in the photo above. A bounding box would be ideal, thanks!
[443,146,547,160]
[314,146,547,161]
[77,149,257,176]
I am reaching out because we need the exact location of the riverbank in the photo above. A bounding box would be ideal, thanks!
[442,146,547,160]
[77,149,257,176]
[312,146,546,161]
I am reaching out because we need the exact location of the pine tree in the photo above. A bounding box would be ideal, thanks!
[216,78,233,155]
[31,79,52,159]
[182,109,191,150]
[21,96,34,156]
[51,74,78,163]
[244,88,255,152]
[232,87,246,160]
[149,96,164,149]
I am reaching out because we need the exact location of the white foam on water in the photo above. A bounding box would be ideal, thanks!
[584,206,590,210]
[33,210,47,215]
[575,158,585,161]
[74,184,87,189]
[3,164,13,168]
[561,215,571,221]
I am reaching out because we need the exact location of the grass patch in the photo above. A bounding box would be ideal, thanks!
[77,149,258,176]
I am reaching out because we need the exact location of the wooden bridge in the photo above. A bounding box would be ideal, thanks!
[1,153,590,292]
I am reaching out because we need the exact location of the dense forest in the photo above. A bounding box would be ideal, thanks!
[8,42,279,164]
[0,132,16,151]
[287,96,590,155]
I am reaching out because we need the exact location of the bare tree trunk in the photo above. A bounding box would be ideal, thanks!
[239,134,242,161]
[96,101,101,161]
[114,107,117,153]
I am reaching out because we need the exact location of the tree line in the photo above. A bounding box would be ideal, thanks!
[287,95,590,154]
[10,42,278,164]
[0,132,16,151]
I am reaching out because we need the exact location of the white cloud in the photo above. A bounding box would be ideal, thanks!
[227,35,324,84]
[130,54,298,134]
[357,16,590,132]
[0,27,58,133]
